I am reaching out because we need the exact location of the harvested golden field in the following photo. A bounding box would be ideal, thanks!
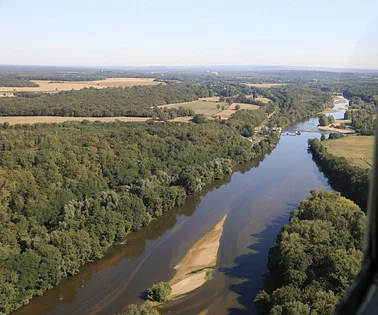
[322,135,375,168]
[0,116,150,125]
[159,98,229,117]
[244,83,285,88]
[200,96,221,101]
[0,78,161,93]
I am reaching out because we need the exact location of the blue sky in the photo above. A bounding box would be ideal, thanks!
[1,0,377,68]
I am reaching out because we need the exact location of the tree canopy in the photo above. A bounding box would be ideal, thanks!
[255,190,366,315]
[0,119,277,314]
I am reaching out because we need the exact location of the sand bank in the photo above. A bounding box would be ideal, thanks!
[170,215,227,298]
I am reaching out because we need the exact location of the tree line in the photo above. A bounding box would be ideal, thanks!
[266,85,333,128]
[308,138,370,210]
[348,97,377,135]
[0,76,38,87]
[0,120,278,314]
[255,190,366,314]
[0,83,246,117]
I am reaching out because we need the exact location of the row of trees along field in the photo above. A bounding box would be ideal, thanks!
[254,190,366,315]
[0,80,334,120]
[0,82,252,117]
[308,137,370,210]
[0,76,38,87]
[0,119,279,314]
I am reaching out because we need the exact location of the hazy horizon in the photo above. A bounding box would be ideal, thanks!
[1,0,378,69]
[1,64,378,72]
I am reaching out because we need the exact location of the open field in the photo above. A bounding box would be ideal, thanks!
[334,96,347,104]
[323,135,375,168]
[245,95,271,103]
[244,83,285,88]
[0,78,161,93]
[255,96,271,103]
[170,215,227,298]
[159,98,229,117]
[199,96,221,101]
[228,103,260,110]
[0,116,150,125]
[215,103,260,119]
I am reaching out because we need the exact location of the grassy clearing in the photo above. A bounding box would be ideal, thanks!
[0,78,161,93]
[215,103,260,119]
[322,135,375,168]
[255,96,271,103]
[244,83,285,88]
[160,99,260,120]
[228,103,260,111]
[159,99,229,117]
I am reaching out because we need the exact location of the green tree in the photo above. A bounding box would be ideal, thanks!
[123,304,160,315]
[318,114,329,126]
[235,104,241,110]
[344,110,352,120]
[192,114,207,124]
[146,282,171,302]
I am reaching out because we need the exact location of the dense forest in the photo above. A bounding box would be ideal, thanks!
[263,85,333,127]
[254,190,366,314]
[308,138,370,210]
[347,97,377,135]
[0,83,249,117]
[0,120,278,314]
[1,67,374,314]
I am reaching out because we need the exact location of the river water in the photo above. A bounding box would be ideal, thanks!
[14,101,348,315]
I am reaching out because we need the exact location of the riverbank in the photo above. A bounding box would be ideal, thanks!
[170,215,227,298]
[308,137,370,210]
[317,125,355,134]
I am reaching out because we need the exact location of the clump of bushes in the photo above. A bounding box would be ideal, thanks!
[146,282,171,303]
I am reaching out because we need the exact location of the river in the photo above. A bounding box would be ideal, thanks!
[14,100,348,315]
